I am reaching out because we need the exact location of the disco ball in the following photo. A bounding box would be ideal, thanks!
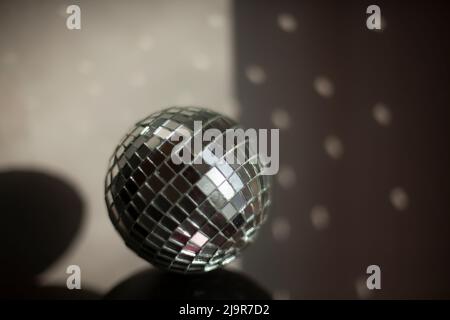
[105,107,271,273]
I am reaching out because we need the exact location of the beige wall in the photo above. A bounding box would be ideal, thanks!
[0,0,237,292]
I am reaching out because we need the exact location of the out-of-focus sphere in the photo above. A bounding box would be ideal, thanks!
[105,107,271,273]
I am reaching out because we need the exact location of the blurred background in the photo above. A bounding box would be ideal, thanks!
[0,0,449,299]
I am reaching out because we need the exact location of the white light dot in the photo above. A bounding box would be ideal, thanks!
[372,103,392,126]
[137,35,154,52]
[77,60,94,75]
[277,13,297,32]
[245,65,266,84]
[310,205,330,230]
[87,81,103,96]
[273,289,291,300]
[390,187,409,211]
[271,108,291,129]
[272,217,291,242]
[192,54,211,71]
[129,72,147,88]
[355,276,372,299]
[2,51,17,66]
[324,135,344,159]
[277,166,296,189]
[314,76,334,98]
[207,13,225,28]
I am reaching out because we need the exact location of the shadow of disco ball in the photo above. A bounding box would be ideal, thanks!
[105,106,271,273]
